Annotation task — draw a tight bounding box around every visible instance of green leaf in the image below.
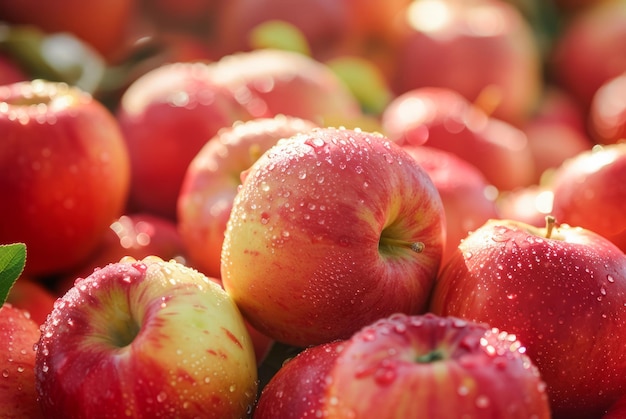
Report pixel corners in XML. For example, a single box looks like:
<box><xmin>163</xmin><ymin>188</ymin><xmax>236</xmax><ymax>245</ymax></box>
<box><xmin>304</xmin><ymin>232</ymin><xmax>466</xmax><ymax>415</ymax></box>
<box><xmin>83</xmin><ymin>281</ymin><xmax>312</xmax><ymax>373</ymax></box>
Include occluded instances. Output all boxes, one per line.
<box><xmin>0</xmin><ymin>243</ymin><xmax>27</xmax><ymax>307</ymax></box>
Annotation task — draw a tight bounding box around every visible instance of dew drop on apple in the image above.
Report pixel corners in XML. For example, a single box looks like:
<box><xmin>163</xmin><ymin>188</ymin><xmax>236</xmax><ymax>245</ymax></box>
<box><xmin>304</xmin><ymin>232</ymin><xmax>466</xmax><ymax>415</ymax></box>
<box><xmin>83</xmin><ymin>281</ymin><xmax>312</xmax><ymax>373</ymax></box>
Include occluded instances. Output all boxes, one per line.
<box><xmin>475</xmin><ymin>395</ymin><xmax>491</xmax><ymax>408</ymax></box>
<box><xmin>1</xmin><ymin>369</ymin><xmax>9</xmax><ymax>378</ymax></box>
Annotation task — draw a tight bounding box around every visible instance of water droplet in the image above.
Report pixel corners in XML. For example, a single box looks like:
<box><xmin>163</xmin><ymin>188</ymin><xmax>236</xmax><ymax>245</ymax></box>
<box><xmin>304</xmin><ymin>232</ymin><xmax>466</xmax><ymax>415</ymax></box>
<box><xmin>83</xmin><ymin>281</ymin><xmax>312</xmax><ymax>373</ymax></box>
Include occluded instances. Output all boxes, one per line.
<box><xmin>607</xmin><ymin>275</ymin><xmax>615</xmax><ymax>283</ymax></box>
<box><xmin>156</xmin><ymin>391</ymin><xmax>167</xmax><ymax>403</ymax></box>
<box><xmin>458</xmin><ymin>385</ymin><xmax>469</xmax><ymax>396</ymax></box>
<box><xmin>475</xmin><ymin>395</ymin><xmax>490</xmax><ymax>408</ymax></box>
<box><xmin>2</xmin><ymin>369</ymin><xmax>9</xmax><ymax>378</ymax></box>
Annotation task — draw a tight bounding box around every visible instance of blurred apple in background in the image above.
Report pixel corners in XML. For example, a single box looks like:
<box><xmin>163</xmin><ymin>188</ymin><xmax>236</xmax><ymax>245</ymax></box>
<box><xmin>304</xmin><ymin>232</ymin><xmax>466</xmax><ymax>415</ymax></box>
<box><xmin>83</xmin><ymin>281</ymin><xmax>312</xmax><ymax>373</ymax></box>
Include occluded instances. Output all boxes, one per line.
<box><xmin>0</xmin><ymin>80</ymin><xmax>131</xmax><ymax>277</ymax></box>
<box><xmin>430</xmin><ymin>218</ymin><xmax>626</xmax><ymax>418</ymax></box>
<box><xmin>496</xmin><ymin>184</ymin><xmax>554</xmax><ymax>227</ymax></box>
<box><xmin>588</xmin><ymin>71</ymin><xmax>626</xmax><ymax>145</ymax></box>
<box><xmin>391</xmin><ymin>0</ymin><xmax>543</xmax><ymax>127</ymax></box>
<box><xmin>36</xmin><ymin>256</ymin><xmax>258</xmax><ymax>418</ymax></box>
<box><xmin>178</xmin><ymin>115</ymin><xmax>318</xmax><ymax>279</ymax></box>
<box><xmin>550</xmin><ymin>0</ymin><xmax>626</xmax><ymax>113</ymax></box>
<box><xmin>381</xmin><ymin>87</ymin><xmax>535</xmax><ymax>192</ymax></box>
<box><xmin>0</xmin><ymin>53</ymin><xmax>28</xmax><ymax>85</ymax></box>
<box><xmin>550</xmin><ymin>143</ymin><xmax>626</xmax><ymax>253</ymax></box>
<box><xmin>402</xmin><ymin>145</ymin><xmax>499</xmax><ymax>266</ymax></box>
<box><xmin>5</xmin><ymin>276</ymin><xmax>56</xmax><ymax>326</ymax></box>
<box><xmin>116</xmin><ymin>61</ymin><xmax>254</xmax><ymax>220</ymax></box>
<box><xmin>221</xmin><ymin>127</ymin><xmax>446</xmax><ymax>347</ymax></box>
<box><xmin>0</xmin><ymin>303</ymin><xmax>44</xmax><ymax>419</ymax></box>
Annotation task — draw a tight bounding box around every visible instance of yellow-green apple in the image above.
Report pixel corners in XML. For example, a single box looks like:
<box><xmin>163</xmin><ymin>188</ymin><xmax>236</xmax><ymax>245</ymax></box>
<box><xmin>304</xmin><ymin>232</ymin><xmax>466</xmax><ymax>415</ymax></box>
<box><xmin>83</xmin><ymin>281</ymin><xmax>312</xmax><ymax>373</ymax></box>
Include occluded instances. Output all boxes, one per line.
<box><xmin>550</xmin><ymin>143</ymin><xmax>626</xmax><ymax>253</ymax></box>
<box><xmin>381</xmin><ymin>86</ymin><xmax>535</xmax><ymax>191</ymax></box>
<box><xmin>257</xmin><ymin>313</ymin><xmax>551</xmax><ymax>419</ymax></box>
<box><xmin>0</xmin><ymin>0</ymin><xmax>135</xmax><ymax>61</ymax></box>
<box><xmin>55</xmin><ymin>213</ymin><xmax>189</xmax><ymax>295</ymax></box>
<box><xmin>549</xmin><ymin>0</ymin><xmax>626</xmax><ymax>112</ymax></box>
<box><xmin>430</xmin><ymin>217</ymin><xmax>626</xmax><ymax>418</ymax></box>
<box><xmin>6</xmin><ymin>276</ymin><xmax>57</xmax><ymax>326</ymax></box>
<box><xmin>35</xmin><ymin>255</ymin><xmax>258</xmax><ymax>418</ymax></box>
<box><xmin>0</xmin><ymin>303</ymin><xmax>44</xmax><ymax>419</ymax></box>
<box><xmin>207</xmin><ymin>49</ymin><xmax>364</xmax><ymax>128</ymax></box>
<box><xmin>221</xmin><ymin>127</ymin><xmax>446</xmax><ymax>347</ymax></box>
<box><xmin>116</xmin><ymin>61</ymin><xmax>254</xmax><ymax>220</ymax></box>
<box><xmin>401</xmin><ymin>145</ymin><xmax>499</xmax><ymax>267</ymax></box>
<box><xmin>178</xmin><ymin>115</ymin><xmax>318</xmax><ymax>279</ymax></box>
<box><xmin>391</xmin><ymin>0</ymin><xmax>543</xmax><ymax>127</ymax></box>
<box><xmin>588</xmin><ymin>71</ymin><xmax>626</xmax><ymax>145</ymax></box>
<box><xmin>0</xmin><ymin>79</ymin><xmax>131</xmax><ymax>276</ymax></box>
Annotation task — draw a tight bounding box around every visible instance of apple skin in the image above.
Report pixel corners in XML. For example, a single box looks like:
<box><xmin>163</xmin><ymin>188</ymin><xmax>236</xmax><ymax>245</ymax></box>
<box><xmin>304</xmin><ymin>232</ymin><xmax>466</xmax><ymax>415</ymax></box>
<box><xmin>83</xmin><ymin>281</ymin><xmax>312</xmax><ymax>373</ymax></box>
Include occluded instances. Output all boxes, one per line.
<box><xmin>550</xmin><ymin>143</ymin><xmax>626</xmax><ymax>253</ymax></box>
<box><xmin>116</xmin><ymin>61</ymin><xmax>254</xmax><ymax>220</ymax></box>
<box><xmin>429</xmin><ymin>218</ymin><xmax>626</xmax><ymax>418</ymax></box>
<box><xmin>381</xmin><ymin>87</ymin><xmax>535</xmax><ymax>191</ymax></box>
<box><xmin>588</xmin><ymin>71</ymin><xmax>626</xmax><ymax>145</ymax></box>
<box><xmin>391</xmin><ymin>0</ymin><xmax>543</xmax><ymax>127</ymax></box>
<box><xmin>0</xmin><ymin>80</ymin><xmax>131</xmax><ymax>276</ymax></box>
<box><xmin>0</xmin><ymin>303</ymin><xmax>45</xmax><ymax>419</ymax></box>
<box><xmin>6</xmin><ymin>276</ymin><xmax>57</xmax><ymax>326</ymax></box>
<box><xmin>604</xmin><ymin>392</ymin><xmax>626</xmax><ymax>419</ymax></box>
<box><xmin>496</xmin><ymin>185</ymin><xmax>555</xmax><ymax>228</ymax></box>
<box><xmin>0</xmin><ymin>52</ymin><xmax>28</xmax><ymax>85</ymax></box>
<box><xmin>401</xmin><ymin>145</ymin><xmax>499</xmax><ymax>267</ymax></box>
<box><xmin>221</xmin><ymin>127</ymin><xmax>446</xmax><ymax>347</ymax></box>
<box><xmin>35</xmin><ymin>256</ymin><xmax>258</xmax><ymax>419</ymax></box>
<box><xmin>256</xmin><ymin>313</ymin><xmax>550</xmax><ymax>419</ymax></box>
<box><xmin>178</xmin><ymin>115</ymin><xmax>318</xmax><ymax>279</ymax></box>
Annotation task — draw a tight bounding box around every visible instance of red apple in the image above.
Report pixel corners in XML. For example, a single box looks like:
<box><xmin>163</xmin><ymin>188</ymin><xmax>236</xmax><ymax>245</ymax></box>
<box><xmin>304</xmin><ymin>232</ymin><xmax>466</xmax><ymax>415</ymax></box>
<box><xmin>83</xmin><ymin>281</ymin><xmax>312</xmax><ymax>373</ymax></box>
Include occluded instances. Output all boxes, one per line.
<box><xmin>0</xmin><ymin>303</ymin><xmax>44</xmax><ymax>419</ymax></box>
<box><xmin>550</xmin><ymin>143</ymin><xmax>626</xmax><ymax>253</ymax></box>
<box><xmin>256</xmin><ymin>313</ymin><xmax>551</xmax><ymax>418</ymax></box>
<box><xmin>6</xmin><ymin>276</ymin><xmax>56</xmax><ymax>326</ymax></box>
<box><xmin>496</xmin><ymin>184</ymin><xmax>555</xmax><ymax>228</ymax></box>
<box><xmin>0</xmin><ymin>52</ymin><xmax>28</xmax><ymax>86</ymax></box>
<box><xmin>391</xmin><ymin>0</ymin><xmax>543</xmax><ymax>127</ymax></box>
<box><xmin>588</xmin><ymin>71</ymin><xmax>626</xmax><ymax>145</ymax></box>
<box><xmin>401</xmin><ymin>145</ymin><xmax>500</xmax><ymax>267</ymax></box>
<box><xmin>381</xmin><ymin>86</ymin><xmax>536</xmax><ymax>191</ymax></box>
<box><xmin>116</xmin><ymin>61</ymin><xmax>254</xmax><ymax>220</ymax></box>
<box><xmin>221</xmin><ymin>127</ymin><xmax>446</xmax><ymax>347</ymax></box>
<box><xmin>550</xmin><ymin>0</ymin><xmax>626</xmax><ymax>112</ymax></box>
<box><xmin>604</xmin><ymin>392</ymin><xmax>626</xmax><ymax>419</ymax></box>
<box><xmin>178</xmin><ymin>115</ymin><xmax>318</xmax><ymax>279</ymax></box>
<box><xmin>0</xmin><ymin>79</ymin><xmax>131</xmax><ymax>276</ymax></box>
<box><xmin>35</xmin><ymin>256</ymin><xmax>258</xmax><ymax>418</ymax></box>
<box><xmin>430</xmin><ymin>217</ymin><xmax>626</xmax><ymax>418</ymax></box>
<box><xmin>208</xmin><ymin>49</ymin><xmax>363</xmax><ymax>127</ymax></box>
<box><xmin>0</xmin><ymin>0</ymin><xmax>135</xmax><ymax>60</ymax></box>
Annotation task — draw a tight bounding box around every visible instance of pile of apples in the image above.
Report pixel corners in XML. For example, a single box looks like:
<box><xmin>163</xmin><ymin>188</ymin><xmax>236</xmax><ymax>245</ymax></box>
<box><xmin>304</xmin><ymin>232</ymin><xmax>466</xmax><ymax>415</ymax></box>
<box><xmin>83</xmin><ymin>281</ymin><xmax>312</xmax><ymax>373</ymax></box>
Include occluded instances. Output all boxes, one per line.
<box><xmin>2</xmin><ymin>0</ymin><xmax>626</xmax><ymax>417</ymax></box>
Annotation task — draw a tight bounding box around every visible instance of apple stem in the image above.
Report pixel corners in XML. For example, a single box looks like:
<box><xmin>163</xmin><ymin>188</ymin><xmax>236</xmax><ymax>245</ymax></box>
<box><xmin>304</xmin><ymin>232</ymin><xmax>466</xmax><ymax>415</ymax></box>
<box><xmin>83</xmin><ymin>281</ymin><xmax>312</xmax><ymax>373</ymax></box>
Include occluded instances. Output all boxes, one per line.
<box><xmin>545</xmin><ymin>215</ymin><xmax>556</xmax><ymax>239</ymax></box>
<box><xmin>379</xmin><ymin>237</ymin><xmax>425</xmax><ymax>253</ymax></box>
<box><xmin>416</xmin><ymin>349</ymin><xmax>445</xmax><ymax>363</ymax></box>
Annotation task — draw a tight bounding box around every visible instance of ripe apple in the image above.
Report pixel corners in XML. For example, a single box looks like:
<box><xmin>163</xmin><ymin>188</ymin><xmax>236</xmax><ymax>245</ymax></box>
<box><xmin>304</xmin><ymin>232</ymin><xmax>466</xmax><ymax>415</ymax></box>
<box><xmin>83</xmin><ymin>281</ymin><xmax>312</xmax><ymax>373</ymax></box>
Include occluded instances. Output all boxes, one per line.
<box><xmin>221</xmin><ymin>127</ymin><xmax>446</xmax><ymax>347</ymax></box>
<box><xmin>178</xmin><ymin>115</ymin><xmax>318</xmax><ymax>279</ymax></box>
<box><xmin>6</xmin><ymin>276</ymin><xmax>57</xmax><ymax>326</ymax></box>
<box><xmin>429</xmin><ymin>217</ymin><xmax>626</xmax><ymax>418</ymax></box>
<box><xmin>496</xmin><ymin>184</ymin><xmax>554</xmax><ymax>228</ymax></box>
<box><xmin>401</xmin><ymin>145</ymin><xmax>500</xmax><ymax>267</ymax></box>
<box><xmin>0</xmin><ymin>79</ymin><xmax>131</xmax><ymax>276</ymax></box>
<box><xmin>0</xmin><ymin>303</ymin><xmax>44</xmax><ymax>419</ymax></box>
<box><xmin>207</xmin><ymin>49</ymin><xmax>364</xmax><ymax>128</ymax></box>
<box><xmin>549</xmin><ymin>0</ymin><xmax>626</xmax><ymax>112</ymax></box>
<box><xmin>588</xmin><ymin>71</ymin><xmax>626</xmax><ymax>145</ymax></box>
<box><xmin>391</xmin><ymin>0</ymin><xmax>543</xmax><ymax>127</ymax></box>
<box><xmin>116</xmin><ymin>61</ymin><xmax>254</xmax><ymax>220</ymax></box>
<box><xmin>35</xmin><ymin>255</ymin><xmax>258</xmax><ymax>418</ymax></box>
<box><xmin>550</xmin><ymin>143</ymin><xmax>626</xmax><ymax>253</ymax></box>
<box><xmin>0</xmin><ymin>52</ymin><xmax>28</xmax><ymax>86</ymax></box>
<box><xmin>604</xmin><ymin>392</ymin><xmax>626</xmax><ymax>419</ymax></box>
<box><xmin>256</xmin><ymin>313</ymin><xmax>551</xmax><ymax>418</ymax></box>
<box><xmin>381</xmin><ymin>86</ymin><xmax>535</xmax><ymax>191</ymax></box>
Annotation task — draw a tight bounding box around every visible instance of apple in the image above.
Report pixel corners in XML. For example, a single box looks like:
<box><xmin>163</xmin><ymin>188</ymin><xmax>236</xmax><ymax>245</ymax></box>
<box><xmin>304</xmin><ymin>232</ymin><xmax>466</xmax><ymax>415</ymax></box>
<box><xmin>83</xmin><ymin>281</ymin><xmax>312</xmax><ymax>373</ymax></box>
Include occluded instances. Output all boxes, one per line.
<box><xmin>429</xmin><ymin>217</ymin><xmax>626</xmax><ymax>418</ymax></box>
<box><xmin>550</xmin><ymin>143</ymin><xmax>626</xmax><ymax>253</ymax></box>
<box><xmin>6</xmin><ymin>276</ymin><xmax>57</xmax><ymax>326</ymax></box>
<box><xmin>0</xmin><ymin>0</ymin><xmax>135</xmax><ymax>60</ymax></box>
<box><xmin>381</xmin><ymin>86</ymin><xmax>536</xmax><ymax>191</ymax></box>
<box><xmin>549</xmin><ymin>0</ymin><xmax>626</xmax><ymax>112</ymax></box>
<box><xmin>207</xmin><ymin>49</ymin><xmax>364</xmax><ymax>128</ymax></box>
<box><xmin>116</xmin><ymin>61</ymin><xmax>254</xmax><ymax>220</ymax></box>
<box><xmin>604</xmin><ymin>392</ymin><xmax>626</xmax><ymax>419</ymax></box>
<box><xmin>0</xmin><ymin>303</ymin><xmax>44</xmax><ymax>419</ymax></box>
<box><xmin>496</xmin><ymin>184</ymin><xmax>555</xmax><ymax>228</ymax></box>
<box><xmin>256</xmin><ymin>313</ymin><xmax>551</xmax><ymax>418</ymax></box>
<box><xmin>391</xmin><ymin>0</ymin><xmax>543</xmax><ymax>127</ymax></box>
<box><xmin>35</xmin><ymin>255</ymin><xmax>258</xmax><ymax>418</ymax></box>
<box><xmin>0</xmin><ymin>79</ymin><xmax>131</xmax><ymax>276</ymax></box>
<box><xmin>221</xmin><ymin>127</ymin><xmax>446</xmax><ymax>347</ymax></box>
<box><xmin>178</xmin><ymin>115</ymin><xmax>318</xmax><ymax>279</ymax></box>
<box><xmin>0</xmin><ymin>52</ymin><xmax>28</xmax><ymax>86</ymax></box>
<box><xmin>588</xmin><ymin>71</ymin><xmax>626</xmax><ymax>145</ymax></box>
<box><xmin>401</xmin><ymin>145</ymin><xmax>500</xmax><ymax>267</ymax></box>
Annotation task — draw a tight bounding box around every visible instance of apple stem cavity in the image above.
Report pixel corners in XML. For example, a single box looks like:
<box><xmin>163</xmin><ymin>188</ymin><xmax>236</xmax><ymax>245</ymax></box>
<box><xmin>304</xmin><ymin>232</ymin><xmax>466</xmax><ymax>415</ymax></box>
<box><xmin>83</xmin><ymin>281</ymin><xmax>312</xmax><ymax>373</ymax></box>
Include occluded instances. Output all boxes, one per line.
<box><xmin>415</xmin><ymin>349</ymin><xmax>445</xmax><ymax>364</ymax></box>
<box><xmin>544</xmin><ymin>215</ymin><xmax>556</xmax><ymax>239</ymax></box>
<box><xmin>379</xmin><ymin>237</ymin><xmax>425</xmax><ymax>253</ymax></box>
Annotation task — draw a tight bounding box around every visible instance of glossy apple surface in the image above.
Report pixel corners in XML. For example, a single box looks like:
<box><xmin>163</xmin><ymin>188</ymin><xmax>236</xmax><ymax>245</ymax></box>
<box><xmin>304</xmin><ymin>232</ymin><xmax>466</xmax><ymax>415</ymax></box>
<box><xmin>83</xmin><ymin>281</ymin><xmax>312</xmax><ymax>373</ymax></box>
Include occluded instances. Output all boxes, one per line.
<box><xmin>35</xmin><ymin>256</ymin><xmax>258</xmax><ymax>418</ymax></box>
<box><xmin>430</xmin><ymin>218</ymin><xmax>626</xmax><ymax>418</ymax></box>
<box><xmin>0</xmin><ymin>303</ymin><xmax>44</xmax><ymax>419</ymax></box>
<box><xmin>0</xmin><ymin>80</ymin><xmax>131</xmax><ymax>276</ymax></box>
<box><xmin>178</xmin><ymin>115</ymin><xmax>318</xmax><ymax>279</ymax></box>
<box><xmin>588</xmin><ymin>71</ymin><xmax>626</xmax><ymax>145</ymax></box>
<box><xmin>221</xmin><ymin>127</ymin><xmax>446</xmax><ymax>347</ymax></box>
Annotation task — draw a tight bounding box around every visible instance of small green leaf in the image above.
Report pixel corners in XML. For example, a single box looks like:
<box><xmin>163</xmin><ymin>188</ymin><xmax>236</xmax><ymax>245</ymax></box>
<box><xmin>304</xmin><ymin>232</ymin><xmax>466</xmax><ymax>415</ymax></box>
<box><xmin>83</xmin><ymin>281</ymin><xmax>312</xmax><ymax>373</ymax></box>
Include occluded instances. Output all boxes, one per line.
<box><xmin>0</xmin><ymin>243</ymin><xmax>27</xmax><ymax>307</ymax></box>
